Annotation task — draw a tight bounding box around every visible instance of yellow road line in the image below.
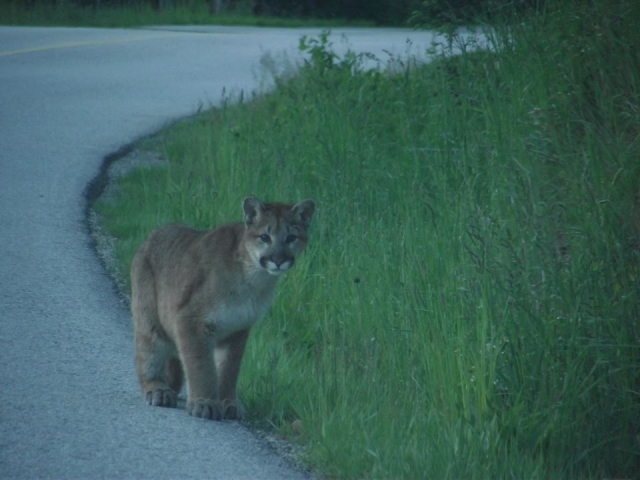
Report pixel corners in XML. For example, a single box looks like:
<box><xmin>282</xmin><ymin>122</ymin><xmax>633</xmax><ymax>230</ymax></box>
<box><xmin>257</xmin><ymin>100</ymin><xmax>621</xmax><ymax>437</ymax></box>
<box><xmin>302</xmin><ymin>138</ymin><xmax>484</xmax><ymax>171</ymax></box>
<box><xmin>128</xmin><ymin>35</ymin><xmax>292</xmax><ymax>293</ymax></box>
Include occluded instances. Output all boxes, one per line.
<box><xmin>0</xmin><ymin>32</ymin><xmax>202</xmax><ymax>58</ymax></box>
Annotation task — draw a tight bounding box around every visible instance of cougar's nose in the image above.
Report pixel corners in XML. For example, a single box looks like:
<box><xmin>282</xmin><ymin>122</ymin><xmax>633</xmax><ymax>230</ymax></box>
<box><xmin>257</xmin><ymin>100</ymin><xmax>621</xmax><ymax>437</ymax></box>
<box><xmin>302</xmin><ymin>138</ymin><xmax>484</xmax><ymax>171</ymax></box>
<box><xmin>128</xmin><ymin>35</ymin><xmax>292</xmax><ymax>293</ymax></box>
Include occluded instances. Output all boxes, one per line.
<box><xmin>273</xmin><ymin>256</ymin><xmax>294</xmax><ymax>268</ymax></box>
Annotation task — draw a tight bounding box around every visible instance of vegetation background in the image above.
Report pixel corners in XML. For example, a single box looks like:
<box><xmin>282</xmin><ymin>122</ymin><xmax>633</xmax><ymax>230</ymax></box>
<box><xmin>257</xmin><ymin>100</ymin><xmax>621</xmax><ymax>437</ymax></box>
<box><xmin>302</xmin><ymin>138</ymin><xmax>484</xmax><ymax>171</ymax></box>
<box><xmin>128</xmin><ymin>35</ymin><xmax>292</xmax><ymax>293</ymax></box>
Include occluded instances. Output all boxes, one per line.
<box><xmin>2</xmin><ymin>0</ymin><xmax>540</xmax><ymax>27</ymax></box>
<box><xmin>6</xmin><ymin>0</ymin><xmax>638</xmax><ymax>477</ymax></box>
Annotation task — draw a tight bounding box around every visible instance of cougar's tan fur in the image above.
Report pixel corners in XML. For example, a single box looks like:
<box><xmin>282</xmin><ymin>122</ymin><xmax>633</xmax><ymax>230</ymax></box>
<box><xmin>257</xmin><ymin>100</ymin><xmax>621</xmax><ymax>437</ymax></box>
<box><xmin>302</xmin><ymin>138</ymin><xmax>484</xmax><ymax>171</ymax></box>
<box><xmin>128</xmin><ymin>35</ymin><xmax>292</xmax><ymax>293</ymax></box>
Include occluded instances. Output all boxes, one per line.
<box><xmin>130</xmin><ymin>196</ymin><xmax>315</xmax><ymax>420</ymax></box>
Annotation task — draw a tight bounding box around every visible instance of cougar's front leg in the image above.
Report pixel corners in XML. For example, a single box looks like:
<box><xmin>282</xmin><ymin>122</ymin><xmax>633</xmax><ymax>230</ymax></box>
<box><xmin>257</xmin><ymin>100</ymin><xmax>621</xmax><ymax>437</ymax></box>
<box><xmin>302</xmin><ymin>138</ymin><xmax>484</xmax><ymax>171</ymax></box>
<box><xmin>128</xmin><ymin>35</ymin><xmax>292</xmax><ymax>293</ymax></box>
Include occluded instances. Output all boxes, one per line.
<box><xmin>175</xmin><ymin>319</ymin><xmax>222</xmax><ymax>421</ymax></box>
<box><xmin>215</xmin><ymin>329</ymin><xmax>250</xmax><ymax>420</ymax></box>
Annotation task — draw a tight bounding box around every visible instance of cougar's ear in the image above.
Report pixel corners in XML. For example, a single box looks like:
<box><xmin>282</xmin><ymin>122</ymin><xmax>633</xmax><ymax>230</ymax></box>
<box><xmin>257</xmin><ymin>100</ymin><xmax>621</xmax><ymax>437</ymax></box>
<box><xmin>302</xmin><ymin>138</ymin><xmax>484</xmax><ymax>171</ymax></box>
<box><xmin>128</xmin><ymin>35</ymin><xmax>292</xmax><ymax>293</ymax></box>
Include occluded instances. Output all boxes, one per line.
<box><xmin>292</xmin><ymin>199</ymin><xmax>315</xmax><ymax>229</ymax></box>
<box><xmin>243</xmin><ymin>196</ymin><xmax>266</xmax><ymax>226</ymax></box>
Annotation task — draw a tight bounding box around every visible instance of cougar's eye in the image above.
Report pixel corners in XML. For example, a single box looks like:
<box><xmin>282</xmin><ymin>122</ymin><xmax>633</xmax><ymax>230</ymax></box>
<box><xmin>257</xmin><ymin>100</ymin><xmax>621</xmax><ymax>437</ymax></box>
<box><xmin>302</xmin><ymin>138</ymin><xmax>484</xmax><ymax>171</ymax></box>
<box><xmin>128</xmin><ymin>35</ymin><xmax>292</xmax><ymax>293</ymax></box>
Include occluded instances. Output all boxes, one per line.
<box><xmin>259</xmin><ymin>234</ymin><xmax>271</xmax><ymax>243</ymax></box>
<box><xmin>285</xmin><ymin>234</ymin><xmax>297</xmax><ymax>244</ymax></box>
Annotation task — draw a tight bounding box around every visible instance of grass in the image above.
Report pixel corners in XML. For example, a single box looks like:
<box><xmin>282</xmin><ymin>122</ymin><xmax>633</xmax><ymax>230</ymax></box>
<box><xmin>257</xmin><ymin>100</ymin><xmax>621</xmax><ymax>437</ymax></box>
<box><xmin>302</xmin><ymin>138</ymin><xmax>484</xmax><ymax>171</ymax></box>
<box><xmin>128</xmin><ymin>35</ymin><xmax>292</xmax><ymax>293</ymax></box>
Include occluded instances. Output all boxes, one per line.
<box><xmin>92</xmin><ymin>0</ymin><xmax>640</xmax><ymax>477</ymax></box>
<box><xmin>0</xmin><ymin>0</ymin><xmax>373</xmax><ymax>28</ymax></box>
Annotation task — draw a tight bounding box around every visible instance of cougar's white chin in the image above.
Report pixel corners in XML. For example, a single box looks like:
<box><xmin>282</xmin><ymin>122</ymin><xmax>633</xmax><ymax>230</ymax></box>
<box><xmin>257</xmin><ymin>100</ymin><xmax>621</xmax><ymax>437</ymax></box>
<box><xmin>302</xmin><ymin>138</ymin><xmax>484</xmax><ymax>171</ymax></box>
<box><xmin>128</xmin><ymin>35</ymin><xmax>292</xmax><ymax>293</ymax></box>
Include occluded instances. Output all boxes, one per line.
<box><xmin>264</xmin><ymin>259</ymin><xmax>292</xmax><ymax>276</ymax></box>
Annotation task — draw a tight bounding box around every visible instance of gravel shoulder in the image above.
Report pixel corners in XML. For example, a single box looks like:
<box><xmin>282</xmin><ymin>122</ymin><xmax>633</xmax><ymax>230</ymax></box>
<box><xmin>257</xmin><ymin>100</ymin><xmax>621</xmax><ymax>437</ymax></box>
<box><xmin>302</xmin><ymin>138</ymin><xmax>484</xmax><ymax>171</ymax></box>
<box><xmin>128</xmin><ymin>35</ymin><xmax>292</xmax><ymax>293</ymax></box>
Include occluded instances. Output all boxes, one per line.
<box><xmin>86</xmin><ymin>145</ymin><xmax>167</xmax><ymax>301</ymax></box>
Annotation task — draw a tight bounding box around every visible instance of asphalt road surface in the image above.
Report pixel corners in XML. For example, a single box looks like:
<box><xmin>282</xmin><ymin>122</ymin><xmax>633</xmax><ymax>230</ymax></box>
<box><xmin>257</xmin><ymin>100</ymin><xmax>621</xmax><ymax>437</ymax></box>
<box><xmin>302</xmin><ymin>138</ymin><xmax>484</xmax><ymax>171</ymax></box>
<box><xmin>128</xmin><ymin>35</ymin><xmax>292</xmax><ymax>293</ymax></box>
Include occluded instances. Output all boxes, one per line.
<box><xmin>0</xmin><ymin>25</ymin><xmax>454</xmax><ymax>479</ymax></box>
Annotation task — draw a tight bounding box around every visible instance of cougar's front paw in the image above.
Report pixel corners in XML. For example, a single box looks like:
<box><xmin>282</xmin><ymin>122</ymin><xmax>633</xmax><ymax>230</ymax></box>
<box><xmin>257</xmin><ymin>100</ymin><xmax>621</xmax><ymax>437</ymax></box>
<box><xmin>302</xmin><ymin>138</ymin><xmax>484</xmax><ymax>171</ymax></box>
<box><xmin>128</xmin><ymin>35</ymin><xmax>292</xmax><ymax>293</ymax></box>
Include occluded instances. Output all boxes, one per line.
<box><xmin>187</xmin><ymin>398</ymin><xmax>223</xmax><ymax>421</ymax></box>
<box><xmin>145</xmin><ymin>388</ymin><xmax>177</xmax><ymax>408</ymax></box>
<box><xmin>222</xmin><ymin>399</ymin><xmax>245</xmax><ymax>420</ymax></box>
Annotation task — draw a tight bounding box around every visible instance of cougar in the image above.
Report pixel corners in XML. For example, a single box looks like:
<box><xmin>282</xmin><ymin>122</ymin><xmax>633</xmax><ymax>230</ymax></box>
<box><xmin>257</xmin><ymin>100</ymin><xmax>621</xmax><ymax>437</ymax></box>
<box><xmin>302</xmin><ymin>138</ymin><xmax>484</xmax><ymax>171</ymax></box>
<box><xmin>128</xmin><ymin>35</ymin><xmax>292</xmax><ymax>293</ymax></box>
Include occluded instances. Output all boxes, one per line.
<box><xmin>130</xmin><ymin>196</ymin><xmax>315</xmax><ymax>420</ymax></box>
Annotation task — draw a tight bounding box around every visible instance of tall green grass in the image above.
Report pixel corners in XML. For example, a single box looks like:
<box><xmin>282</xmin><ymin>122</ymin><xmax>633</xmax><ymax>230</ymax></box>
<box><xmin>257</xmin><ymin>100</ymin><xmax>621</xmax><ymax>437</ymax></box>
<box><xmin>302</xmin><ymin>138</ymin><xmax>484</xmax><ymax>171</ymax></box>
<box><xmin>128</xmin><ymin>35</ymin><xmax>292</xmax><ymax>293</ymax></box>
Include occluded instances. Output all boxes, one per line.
<box><xmin>94</xmin><ymin>1</ymin><xmax>640</xmax><ymax>477</ymax></box>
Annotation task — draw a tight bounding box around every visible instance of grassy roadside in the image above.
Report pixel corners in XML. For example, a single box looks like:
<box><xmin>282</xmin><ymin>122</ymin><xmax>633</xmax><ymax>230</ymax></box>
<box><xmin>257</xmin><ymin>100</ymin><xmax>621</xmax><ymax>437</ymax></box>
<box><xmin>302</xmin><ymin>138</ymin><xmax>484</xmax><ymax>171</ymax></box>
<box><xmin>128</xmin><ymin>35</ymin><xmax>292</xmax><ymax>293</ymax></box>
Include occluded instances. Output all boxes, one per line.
<box><xmin>92</xmin><ymin>0</ymin><xmax>639</xmax><ymax>478</ymax></box>
<box><xmin>0</xmin><ymin>0</ymin><xmax>372</xmax><ymax>28</ymax></box>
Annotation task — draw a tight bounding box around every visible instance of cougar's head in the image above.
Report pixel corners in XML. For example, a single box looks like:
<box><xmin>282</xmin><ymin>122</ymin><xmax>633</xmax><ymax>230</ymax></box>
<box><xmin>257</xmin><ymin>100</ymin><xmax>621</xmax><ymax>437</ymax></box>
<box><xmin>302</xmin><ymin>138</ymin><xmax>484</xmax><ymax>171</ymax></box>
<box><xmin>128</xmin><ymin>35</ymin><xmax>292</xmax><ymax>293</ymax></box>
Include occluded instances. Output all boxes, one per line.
<box><xmin>243</xmin><ymin>196</ymin><xmax>315</xmax><ymax>276</ymax></box>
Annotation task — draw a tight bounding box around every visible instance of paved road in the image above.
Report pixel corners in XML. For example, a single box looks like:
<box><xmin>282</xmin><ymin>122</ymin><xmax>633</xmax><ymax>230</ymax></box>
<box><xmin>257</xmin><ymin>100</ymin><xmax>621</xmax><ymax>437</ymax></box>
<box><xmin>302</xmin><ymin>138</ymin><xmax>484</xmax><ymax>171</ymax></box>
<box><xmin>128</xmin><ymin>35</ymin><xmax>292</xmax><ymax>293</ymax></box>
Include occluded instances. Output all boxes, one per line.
<box><xmin>0</xmin><ymin>25</ymin><xmax>447</xmax><ymax>479</ymax></box>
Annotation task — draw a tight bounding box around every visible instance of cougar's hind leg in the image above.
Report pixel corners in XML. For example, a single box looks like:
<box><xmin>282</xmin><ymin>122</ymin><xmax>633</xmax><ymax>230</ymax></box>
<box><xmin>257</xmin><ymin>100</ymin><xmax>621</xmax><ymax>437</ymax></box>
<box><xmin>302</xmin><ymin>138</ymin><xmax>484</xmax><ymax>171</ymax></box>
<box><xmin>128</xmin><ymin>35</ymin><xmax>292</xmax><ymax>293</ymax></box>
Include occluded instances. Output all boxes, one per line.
<box><xmin>131</xmin><ymin>254</ymin><xmax>178</xmax><ymax>408</ymax></box>
<box><xmin>135</xmin><ymin>333</ymin><xmax>177</xmax><ymax>408</ymax></box>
